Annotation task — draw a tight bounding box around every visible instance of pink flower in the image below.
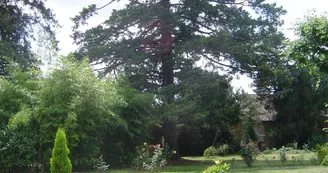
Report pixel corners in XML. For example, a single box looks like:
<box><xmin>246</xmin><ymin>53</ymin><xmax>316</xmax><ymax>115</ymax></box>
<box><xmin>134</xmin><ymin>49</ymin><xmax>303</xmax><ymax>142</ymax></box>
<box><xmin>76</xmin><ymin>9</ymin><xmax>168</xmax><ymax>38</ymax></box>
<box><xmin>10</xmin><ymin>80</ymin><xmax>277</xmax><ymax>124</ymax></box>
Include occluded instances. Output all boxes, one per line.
<box><xmin>148</xmin><ymin>144</ymin><xmax>156</xmax><ymax>151</ymax></box>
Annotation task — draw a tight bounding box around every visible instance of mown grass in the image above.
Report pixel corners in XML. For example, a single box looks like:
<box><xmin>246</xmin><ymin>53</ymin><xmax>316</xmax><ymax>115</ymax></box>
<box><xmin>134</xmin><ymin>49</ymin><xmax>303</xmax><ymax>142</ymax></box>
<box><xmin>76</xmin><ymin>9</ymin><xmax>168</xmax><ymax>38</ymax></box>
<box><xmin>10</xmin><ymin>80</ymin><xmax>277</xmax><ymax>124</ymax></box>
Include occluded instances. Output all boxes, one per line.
<box><xmin>228</xmin><ymin>166</ymin><xmax>328</xmax><ymax>173</ymax></box>
<box><xmin>92</xmin><ymin>165</ymin><xmax>328</xmax><ymax>173</ymax></box>
<box><xmin>87</xmin><ymin>152</ymin><xmax>328</xmax><ymax>173</ymax></box>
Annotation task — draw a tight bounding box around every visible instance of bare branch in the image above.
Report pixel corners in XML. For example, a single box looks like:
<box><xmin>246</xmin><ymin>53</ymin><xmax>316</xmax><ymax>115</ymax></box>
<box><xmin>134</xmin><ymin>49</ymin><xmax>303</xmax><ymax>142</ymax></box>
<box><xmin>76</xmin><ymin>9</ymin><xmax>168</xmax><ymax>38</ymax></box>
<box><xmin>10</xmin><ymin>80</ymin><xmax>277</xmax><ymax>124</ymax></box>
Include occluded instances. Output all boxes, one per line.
<box><xmin>200</xmin><ymin>53</ymin><xmax>248</xmax><ymax>73</ymax></box>
<box><xmin>96</xmin><ymin>0</ymin><xmax>117</xmax><ymax>11</ymax></box>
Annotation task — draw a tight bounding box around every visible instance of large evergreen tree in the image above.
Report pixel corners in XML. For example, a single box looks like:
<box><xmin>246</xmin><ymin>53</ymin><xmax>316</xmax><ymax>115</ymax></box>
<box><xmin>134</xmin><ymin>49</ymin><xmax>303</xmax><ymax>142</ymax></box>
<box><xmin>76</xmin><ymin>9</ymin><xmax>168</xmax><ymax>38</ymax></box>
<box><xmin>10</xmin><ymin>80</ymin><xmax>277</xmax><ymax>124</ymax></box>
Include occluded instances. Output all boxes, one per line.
<box><xmin>0</xmin><ymin>0</ymin><xmax>57</xmax><ymax>76</ymax></box>
<box><xmin>72</xmin><ymin>0</ymin><xmax>286</xmax><ymax>153</ymax></box>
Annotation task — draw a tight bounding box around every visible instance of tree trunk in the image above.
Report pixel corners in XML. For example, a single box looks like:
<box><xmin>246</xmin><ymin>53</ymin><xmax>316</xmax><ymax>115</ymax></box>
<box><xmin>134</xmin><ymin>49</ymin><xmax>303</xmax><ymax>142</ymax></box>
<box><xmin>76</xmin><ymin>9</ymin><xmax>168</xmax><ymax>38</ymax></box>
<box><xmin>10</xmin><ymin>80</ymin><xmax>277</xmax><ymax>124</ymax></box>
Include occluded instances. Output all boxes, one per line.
<box><xmin>159</xmin><ymin>0</ymin><xmax>179</xmax><ymax>157</ymax></box>
<box><xmin>161</xmin><ymin>54</ymin><xmax>179</xmax><ymax>156</ymax></box>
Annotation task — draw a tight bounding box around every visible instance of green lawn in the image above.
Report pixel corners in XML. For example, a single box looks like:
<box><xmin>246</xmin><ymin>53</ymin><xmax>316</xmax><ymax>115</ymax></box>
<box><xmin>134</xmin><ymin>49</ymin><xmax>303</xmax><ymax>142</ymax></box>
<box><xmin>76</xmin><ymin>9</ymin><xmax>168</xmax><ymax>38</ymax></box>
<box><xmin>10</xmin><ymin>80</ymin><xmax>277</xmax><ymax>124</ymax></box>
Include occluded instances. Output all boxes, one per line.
<box><xmin>228</xmin><ymin>167</ymin><xmax>328</xmax><ymax>173</ymax></box>
<box><xmin>88</xmin><ymin>152</ymin><xmax>328</xmax><ymax>173</ymax></box>
<box><xmin>97</xmin><ymin>165</ymin><xmax>328</xmax><ymax>173</ymax></box>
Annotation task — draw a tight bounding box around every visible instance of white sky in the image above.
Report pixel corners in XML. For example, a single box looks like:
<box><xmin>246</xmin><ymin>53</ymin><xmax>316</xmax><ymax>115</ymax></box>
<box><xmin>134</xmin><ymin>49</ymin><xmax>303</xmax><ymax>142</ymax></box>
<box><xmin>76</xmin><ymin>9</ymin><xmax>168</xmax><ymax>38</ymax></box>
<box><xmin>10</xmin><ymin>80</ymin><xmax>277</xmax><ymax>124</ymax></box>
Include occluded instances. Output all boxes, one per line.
<box><xmin>41</xmin><ymin>0</ymin><xmax>328</xmax><ymax>93</ymax></box>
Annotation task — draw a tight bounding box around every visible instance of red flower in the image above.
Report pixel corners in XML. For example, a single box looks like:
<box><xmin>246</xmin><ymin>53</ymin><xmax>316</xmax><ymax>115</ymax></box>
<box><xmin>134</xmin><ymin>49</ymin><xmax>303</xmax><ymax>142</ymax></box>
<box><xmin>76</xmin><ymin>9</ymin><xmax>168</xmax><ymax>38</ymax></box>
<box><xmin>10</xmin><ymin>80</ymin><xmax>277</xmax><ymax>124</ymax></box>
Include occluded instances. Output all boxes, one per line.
<box><xmin>148</xmin><ymin>144</ymin><xmax>156</xmax><ymax>151</ymax></box>
<box><xmin>148</xmin><ymin>144</ymin><xmax>162</xmax><ymax>151</ymax></box>
<box><xmin>242</xmin><ymin>144</ymin><xmax>249</xmax><ymax>148</ymax></box>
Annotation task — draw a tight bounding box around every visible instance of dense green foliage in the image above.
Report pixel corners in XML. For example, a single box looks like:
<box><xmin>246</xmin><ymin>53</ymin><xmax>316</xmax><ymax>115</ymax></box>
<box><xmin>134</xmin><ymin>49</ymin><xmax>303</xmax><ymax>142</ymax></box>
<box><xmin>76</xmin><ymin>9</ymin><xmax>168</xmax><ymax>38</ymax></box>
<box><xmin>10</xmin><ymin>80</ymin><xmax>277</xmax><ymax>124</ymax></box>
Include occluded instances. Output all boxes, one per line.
<box><xmin>50</xmin><ymin>128</ymin><xmax>72</xmax><ymax>173</ymax></box>
<box><xmin>36</xmin><ymin>56</ymin><xmax>126</xmax><ymax>170</ymax></box>
<box><xmin>316</xmin><ymin>144</ymin><xmax>328</xmax><ymax>164</ymax></box>
<box><xmin>0</xmin><ymin>56</ymin><xmax>155</xmax><ymax>171</ymax></box>
<box><xmin>290</xmin><ymin>13</ymin><xmax>328</xmax><ymax>73</ymax></box>
<box><xmin>257</xmin><ymin>67</ymin><xmax>328</xmax><ymax>146</ymax></box>
<box><xmin>101</xmin><ymin>77</ymin><xmax>155</xmax><ymax>168</ymax></box>
<box><xmin>254</xmin><ymin>14</ymin><xmax>328</xmax><ymax>147</ymax></box>
<box><xmin>0</xmin><ymin>125</ymin><xmax>37</xmax><ymax>172</ymax></box>
<box><xmin>176</xmin><ymin>70</ymin><xmax>243</xmax><ymax>155</ymax></box>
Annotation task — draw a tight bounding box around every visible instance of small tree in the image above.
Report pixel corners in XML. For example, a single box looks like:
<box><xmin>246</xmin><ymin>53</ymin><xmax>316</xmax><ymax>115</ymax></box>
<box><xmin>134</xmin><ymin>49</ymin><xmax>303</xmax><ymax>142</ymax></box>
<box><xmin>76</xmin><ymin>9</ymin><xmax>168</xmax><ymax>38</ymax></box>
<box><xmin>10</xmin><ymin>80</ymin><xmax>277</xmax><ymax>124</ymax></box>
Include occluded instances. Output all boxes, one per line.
<box><xmin>50</xmin><ymin>128</ymin><xmax>72</xmax><ymax>173</ymax></box>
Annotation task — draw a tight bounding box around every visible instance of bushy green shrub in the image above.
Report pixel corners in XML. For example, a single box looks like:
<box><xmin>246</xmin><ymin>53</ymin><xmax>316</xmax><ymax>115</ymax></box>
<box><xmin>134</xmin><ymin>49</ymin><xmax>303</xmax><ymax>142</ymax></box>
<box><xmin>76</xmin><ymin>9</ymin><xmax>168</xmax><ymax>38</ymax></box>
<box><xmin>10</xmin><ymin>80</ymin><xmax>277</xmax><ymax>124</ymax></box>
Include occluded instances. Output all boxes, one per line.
<box><xmin>316</xmin><ymin>143</ymin><xmax>328</xmax><ymax>164</ymax></box>
<box><xmin>202</xmin><ymin>161</ymin><xmax>230</xmax><ymax>173</ymax></box>
<box><xmin>203</xmin><ymin>146</ymin><xmax>217</xmax><ymax>157</ymax></box>
<box><xmin>143</xmin><ymin>144</ymin><xmax>167</xmax><ymax>171</ymax></box>
<box><xmin>310</xmin><ymin>135</ymin><xmax>325</xmax><ymax>149</ymax></box>
<box><xmin>302</xmin><ymin>143</ymin><xmax>309</xmax><ymax>151</ymax></box>
<box><xmin>93</xmin><ymin>155</ymin><xmax>109</xmax><ymax>171</ymax></box>
<box><xmin>217</xmin><ymin>144</ymin><xmax>229</xmax><ymax>156</ymax></box>
<box><xmin>279</xmin><ymin>146</ymin><xmax>287</xmax><ymax>164</ymax></box>
<box><xmin>132</xmin><ymin>143</ymin><xmax>168</xmax><ymax>171</ymax></box>
<box><xmin>0</xmin><ymin>126</ymin><xmax>37</xmax><ymax>172</ymax></box>
<box><xmin>50</xmin><ymin>128</ymin><xmax>72</xmax><ymax>173</ymax></box>
<box><xmin>321</xmin><ymin>155</ymin><xmax>328</xmax><ymax>166</ymax></box>
<box><xmin>240</xmin><ymin>142</ymin><xmax>259</xmax><ymax>167</ymax></box>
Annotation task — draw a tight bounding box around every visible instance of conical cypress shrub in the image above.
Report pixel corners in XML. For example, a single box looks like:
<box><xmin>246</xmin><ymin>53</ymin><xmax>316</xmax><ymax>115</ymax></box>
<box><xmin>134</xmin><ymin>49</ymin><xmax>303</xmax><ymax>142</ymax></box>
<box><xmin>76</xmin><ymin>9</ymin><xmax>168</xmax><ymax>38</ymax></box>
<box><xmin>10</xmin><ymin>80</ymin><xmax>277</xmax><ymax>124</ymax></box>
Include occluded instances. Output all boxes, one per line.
<box><xmin>50</xmin><ymin>128</ymin><xmax>72</xmax><ymax>173</ymax></box>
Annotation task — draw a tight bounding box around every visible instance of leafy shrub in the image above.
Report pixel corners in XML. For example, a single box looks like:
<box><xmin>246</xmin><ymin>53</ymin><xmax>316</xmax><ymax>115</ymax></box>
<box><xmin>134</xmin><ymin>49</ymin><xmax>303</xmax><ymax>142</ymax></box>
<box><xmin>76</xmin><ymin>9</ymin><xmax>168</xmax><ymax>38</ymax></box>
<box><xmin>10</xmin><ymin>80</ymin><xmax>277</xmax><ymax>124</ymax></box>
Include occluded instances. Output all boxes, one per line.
<box><xmin>0</xmin><ymin>126</ymin><xmax>37</xmax><ymax>173</ymax></box>
<box><xmin>279</xmin><ymin>146</ymin><xmax>288</xmax><ymax>164</ymax></box>
<box><xmin>321</xmin><ymin>155</ymin><xmax>328</xmax><ymax>166</ymax></box>
<box><xmin>143</xmin><ymin>144</ymin><xmax>167</xmax><ymax>171</ymax></box>
<box><xmin>203</xmin><ymin>146</ymin><xmax>217</xmax><ymax>157</ymax></box>
<box><xmin>310</xmin><ymin>135</ymin><xmax>325</xmax><ymax>149</ymax></box>
<box><xmin>217</xmin><ymin>144</ymin><xmax>229</xmax><ymax>156</ymax></box>
<box><xmin>202</xmin><ymin>161</ymin><xmax>230</xmax><ymax>173</ymax></box>
<box><xmin>131</xmin><ymin>152</ymin><xmax>149</xmax><ymax>170</ymax></box>
<box><xmin>240</xmin><ymin>142</ymin><xmax>259</xmax><ymax>167</ymax></box>
<box><xmin>316</xmin><ymin>143</ymin><xmax>328</xmax><ymax>164</ymax></box>
<box><xmin>93</xmin><ymin>155</ymin><xmax>109</xmax><ymax>171</ymax></box>
<box><xmin>132</xmin><ymin>143</ymin><xmax>168</xmax><ymax>171</ymax></box>
<box><xmin>50</xmin><ymin>128</ymin><xmax>72</xmax><ymax>173</ymax></box>
<box><xmin>302</xmin><ymin>143</ymin><xmax>309</xmax><ymax>151</ymax></box>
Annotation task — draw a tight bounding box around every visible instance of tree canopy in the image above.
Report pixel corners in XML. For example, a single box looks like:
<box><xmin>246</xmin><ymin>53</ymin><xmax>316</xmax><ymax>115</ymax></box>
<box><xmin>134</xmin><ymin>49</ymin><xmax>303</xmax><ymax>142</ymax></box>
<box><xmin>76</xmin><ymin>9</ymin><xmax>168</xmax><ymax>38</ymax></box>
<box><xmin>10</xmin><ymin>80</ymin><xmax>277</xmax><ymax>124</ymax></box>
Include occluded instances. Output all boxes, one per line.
<box><xmin>0</xmin><ymin>0</ymin><xmax>57</xmax><ymax>76</ymax></box>
<box><xmin>72</xmin><ymin>0</ymin><xmax>287</xmax><ymax>154</ymax></box>
<box><xmin>253</xmin><ymin>13</ymin><xmax>328</xmax><ymax>146</ymax></box>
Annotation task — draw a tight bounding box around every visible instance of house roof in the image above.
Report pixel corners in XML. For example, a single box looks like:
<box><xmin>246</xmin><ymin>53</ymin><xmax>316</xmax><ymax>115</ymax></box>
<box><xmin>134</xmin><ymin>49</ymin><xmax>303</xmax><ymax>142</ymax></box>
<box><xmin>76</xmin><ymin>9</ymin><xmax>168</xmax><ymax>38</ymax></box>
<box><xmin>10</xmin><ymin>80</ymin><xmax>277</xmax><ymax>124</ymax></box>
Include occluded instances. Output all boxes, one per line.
<box><xmin>258</xmin><ymin>105</ymin><xmax>276</xmax><ymax>121</ymax></box>
<box><xmin>249</xmin><ymin>94</ymin><xmax>276</xmax><ymax>121</ymax></box>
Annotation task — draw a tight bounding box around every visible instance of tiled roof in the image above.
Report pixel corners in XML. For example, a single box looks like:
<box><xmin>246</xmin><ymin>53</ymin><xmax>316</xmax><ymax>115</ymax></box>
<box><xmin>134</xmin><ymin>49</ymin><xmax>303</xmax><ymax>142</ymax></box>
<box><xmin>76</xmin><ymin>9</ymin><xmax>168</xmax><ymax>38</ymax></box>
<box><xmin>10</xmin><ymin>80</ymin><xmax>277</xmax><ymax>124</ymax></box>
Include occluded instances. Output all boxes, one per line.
<box><xmin>249</xmin><ymin>94</ymin><xmax>276</xmax><ymax>121</ymax></box>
